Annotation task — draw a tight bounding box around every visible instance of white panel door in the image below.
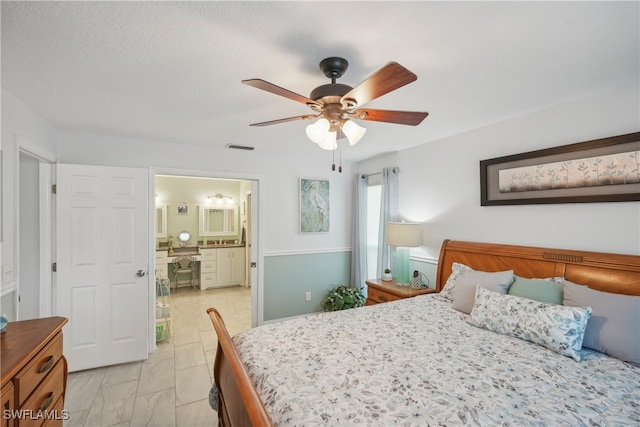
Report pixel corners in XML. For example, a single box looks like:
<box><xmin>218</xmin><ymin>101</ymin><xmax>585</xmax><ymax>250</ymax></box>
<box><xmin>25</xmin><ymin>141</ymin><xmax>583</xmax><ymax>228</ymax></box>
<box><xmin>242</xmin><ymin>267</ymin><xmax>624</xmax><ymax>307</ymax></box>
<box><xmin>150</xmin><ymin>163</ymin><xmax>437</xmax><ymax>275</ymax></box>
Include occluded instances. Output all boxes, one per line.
<box><xmin>56</xmin><ymin>164</ymin><xmax>148</xmax><ymax>371</ymax></box>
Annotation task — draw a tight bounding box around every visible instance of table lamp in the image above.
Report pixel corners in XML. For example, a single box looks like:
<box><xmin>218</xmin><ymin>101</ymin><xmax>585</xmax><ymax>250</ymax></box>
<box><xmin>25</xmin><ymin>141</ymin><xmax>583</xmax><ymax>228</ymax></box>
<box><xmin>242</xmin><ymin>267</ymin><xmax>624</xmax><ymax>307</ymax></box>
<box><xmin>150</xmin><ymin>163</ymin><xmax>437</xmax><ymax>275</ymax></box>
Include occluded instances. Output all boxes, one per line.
<box><xmin>386</xmin><ymin>222</ymin><xmax>422</xmax><ymax>285</ymax></box>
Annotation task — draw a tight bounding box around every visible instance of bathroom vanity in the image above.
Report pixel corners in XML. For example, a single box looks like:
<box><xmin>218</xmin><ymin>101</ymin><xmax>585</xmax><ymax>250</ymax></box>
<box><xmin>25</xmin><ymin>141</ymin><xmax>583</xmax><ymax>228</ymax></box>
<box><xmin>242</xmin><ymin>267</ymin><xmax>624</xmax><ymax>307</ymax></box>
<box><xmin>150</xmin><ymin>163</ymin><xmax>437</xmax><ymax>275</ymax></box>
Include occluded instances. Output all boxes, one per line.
<box><xmin>155</xmin><ymin>244</ymin><xmax>245</xmax><ymax>290</ymax></box>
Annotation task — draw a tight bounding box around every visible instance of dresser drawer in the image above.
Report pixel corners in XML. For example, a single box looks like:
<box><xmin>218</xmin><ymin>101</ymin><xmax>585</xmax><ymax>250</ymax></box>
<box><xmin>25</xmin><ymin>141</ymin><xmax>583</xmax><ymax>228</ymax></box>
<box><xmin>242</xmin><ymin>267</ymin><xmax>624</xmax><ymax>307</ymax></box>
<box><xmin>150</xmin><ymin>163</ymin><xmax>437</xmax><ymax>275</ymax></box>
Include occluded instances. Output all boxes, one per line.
<box><xmin>201</xmin><ymin>250</ymin><xmax>217</xmax><ymax>261</ymax></box>
<box><xmin>201</xmin><ymin>273</ymin><xmax>217</xmax><ymax>287</ymax></box>
<box><xmin>39</xmin><ymin>395</ymin><xmax>65</xmax><ymax>427</ymax></box>
<box><xmin>201</xmin><ymin>261</ymin><xmax>216</xmax><ymax>273</ymax></box>
<box><xmin>1</xmin><ymin>382</ymin><xmax>14</xmax><ymax>427</ymax></box>
<box><xmin>18</xmin><ymin>359</ymin><xmax>66</xmax><ymax>427</ymax></box>
<box><xmin>14</xmin><ymin>335</ymin><xmax>63</xmax><ymax>406</ymax></box>
<box><xmin>367</xmin><ymin>287</ymin><xmax>401</xmax><ymax>304</ymax></box>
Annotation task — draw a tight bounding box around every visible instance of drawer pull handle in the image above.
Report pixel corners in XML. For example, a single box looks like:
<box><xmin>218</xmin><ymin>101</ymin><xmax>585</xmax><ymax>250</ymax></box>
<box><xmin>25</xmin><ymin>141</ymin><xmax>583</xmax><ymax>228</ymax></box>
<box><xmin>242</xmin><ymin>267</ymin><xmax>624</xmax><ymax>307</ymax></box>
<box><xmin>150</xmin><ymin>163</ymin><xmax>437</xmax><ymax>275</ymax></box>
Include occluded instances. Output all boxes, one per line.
<box><xmin>38</xmin><ymin>392</ymin><xmax>54</xmax><ymax>412</ymax></box>
<box><xmin>38</xmin><ymin>355</ymin><xmax>55</xmax><ymax>373</ymax></box>
<box><xmin>378</xmin><ymin>295</ymin><xmax>388</xmax><ymax>302</ymax></box>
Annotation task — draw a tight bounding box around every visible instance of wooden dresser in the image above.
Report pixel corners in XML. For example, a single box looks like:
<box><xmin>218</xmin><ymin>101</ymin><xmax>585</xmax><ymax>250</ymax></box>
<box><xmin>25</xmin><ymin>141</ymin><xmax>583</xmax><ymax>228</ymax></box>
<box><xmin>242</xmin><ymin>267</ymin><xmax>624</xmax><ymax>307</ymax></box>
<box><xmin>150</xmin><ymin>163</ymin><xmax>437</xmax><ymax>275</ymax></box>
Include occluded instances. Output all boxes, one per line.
<box><xmin>365</xmin><ymin>278</ymin><xmax>435</xmax><ymax>305</ymax></box>
<box><xmin>1</xmin><ymin>317</ymin><xmax>68</xmax><ymax>427</ymax></box>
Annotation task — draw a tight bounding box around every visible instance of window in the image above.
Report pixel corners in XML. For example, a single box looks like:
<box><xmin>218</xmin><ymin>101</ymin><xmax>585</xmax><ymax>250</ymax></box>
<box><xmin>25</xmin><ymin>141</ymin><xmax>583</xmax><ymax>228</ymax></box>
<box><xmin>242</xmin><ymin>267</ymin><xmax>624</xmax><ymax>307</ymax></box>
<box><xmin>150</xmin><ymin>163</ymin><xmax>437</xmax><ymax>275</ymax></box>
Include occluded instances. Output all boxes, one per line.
<box><xmin>366</xmin><ymin>184</ymin><xmax>382</xmax><ymax>280</ymax></box>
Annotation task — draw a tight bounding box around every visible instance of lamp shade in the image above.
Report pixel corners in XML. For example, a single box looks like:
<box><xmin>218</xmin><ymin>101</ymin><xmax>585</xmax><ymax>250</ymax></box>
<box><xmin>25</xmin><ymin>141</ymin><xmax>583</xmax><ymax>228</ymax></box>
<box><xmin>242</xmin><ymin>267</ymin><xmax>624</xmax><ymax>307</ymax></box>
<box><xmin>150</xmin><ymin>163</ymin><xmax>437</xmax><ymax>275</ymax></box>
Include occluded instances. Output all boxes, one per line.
<box><xmin>342</xmin><ymin>120</ymin><xmax>366</xmax><ymax>146</ymax></box>
<box><xmin>386</xmin><ymin>222</ymin><xmax>422</xmax><ymax>247</ymax></box>
<box><xmin>317</xmin><ymin>130</ymin><xmax>337</xmax><ymax>150</ymax></box>
<box><xmin>305</xmin><ymin>118</ymin><xmax>330</xmax><ymax>144</ymax></box>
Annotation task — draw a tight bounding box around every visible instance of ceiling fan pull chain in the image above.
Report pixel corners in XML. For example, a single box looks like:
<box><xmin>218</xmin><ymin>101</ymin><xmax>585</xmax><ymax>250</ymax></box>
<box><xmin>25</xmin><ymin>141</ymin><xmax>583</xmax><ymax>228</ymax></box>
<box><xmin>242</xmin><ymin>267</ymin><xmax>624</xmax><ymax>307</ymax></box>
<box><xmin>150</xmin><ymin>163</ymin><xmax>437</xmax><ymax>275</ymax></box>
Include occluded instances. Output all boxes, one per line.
<box><xmin>332</xmin><ymin>148</ymin><xmax>336</xmax><ymax>171</ymax></box>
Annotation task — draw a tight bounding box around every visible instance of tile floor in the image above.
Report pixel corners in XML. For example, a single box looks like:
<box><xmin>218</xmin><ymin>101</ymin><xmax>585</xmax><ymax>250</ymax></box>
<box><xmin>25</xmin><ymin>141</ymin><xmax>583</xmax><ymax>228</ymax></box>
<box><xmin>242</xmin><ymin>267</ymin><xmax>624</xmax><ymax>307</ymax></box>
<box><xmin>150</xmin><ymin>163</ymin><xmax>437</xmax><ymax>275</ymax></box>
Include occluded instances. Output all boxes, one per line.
<box><xmin>64</xmin><ymin>286</ymin><xmax>251</xmax><ymax>427</ymax></box>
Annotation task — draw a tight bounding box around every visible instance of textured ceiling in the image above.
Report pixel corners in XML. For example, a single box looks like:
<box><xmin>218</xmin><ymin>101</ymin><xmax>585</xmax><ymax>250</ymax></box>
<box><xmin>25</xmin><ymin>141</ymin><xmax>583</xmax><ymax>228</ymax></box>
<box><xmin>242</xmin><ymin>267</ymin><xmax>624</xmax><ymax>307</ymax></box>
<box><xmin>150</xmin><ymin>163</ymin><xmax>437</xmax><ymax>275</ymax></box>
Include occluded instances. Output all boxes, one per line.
<box><xmin>2</xmin><ymin>1</ymin><xmax>638</xmax><ymax>161</ymax></box>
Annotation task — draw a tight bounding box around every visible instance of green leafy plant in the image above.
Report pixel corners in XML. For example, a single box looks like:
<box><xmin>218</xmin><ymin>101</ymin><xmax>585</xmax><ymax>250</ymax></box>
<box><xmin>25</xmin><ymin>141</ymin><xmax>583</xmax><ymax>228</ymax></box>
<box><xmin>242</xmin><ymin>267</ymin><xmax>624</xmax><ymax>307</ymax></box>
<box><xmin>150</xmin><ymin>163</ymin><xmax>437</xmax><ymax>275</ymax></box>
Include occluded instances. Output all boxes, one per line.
<box><xmin>321</xmin><ymin>285</ymin><xmax>366</xmax><ymax>312</ymax></box>
<box><xmin>384</xmin><ymin>268</ymin><xmax>391</xmax><ymax>274</ymax></box>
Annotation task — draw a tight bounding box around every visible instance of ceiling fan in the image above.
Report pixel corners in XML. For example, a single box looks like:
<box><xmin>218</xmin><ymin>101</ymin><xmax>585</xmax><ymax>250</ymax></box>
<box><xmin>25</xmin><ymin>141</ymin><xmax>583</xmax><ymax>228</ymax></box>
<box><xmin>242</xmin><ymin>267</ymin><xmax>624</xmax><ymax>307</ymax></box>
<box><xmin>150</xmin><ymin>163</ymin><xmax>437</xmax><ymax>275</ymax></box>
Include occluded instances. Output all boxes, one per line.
<box><xmin>242</xmin><ymin>57</ymin><xmax>429</xmax><ymax>166</ymax></box>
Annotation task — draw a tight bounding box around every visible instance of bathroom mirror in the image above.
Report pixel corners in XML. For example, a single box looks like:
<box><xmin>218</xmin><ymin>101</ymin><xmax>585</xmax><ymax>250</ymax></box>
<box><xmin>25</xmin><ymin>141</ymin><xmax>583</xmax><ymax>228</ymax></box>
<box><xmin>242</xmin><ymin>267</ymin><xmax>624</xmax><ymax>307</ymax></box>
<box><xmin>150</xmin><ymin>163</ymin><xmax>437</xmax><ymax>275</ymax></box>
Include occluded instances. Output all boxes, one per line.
<box><xmin>199</xmin><ymin>205</ymin><xmax>238</xmax><ymax>236</ymax></box>
<box><xmin>178</xmin><ymin>230</ymin><xmax>191</xmax><ymax>247</ymax></box>
<box><xmin>155</xmin><ymin>204</ymin><xmax>167</xmax><ymax>238</ymax></box>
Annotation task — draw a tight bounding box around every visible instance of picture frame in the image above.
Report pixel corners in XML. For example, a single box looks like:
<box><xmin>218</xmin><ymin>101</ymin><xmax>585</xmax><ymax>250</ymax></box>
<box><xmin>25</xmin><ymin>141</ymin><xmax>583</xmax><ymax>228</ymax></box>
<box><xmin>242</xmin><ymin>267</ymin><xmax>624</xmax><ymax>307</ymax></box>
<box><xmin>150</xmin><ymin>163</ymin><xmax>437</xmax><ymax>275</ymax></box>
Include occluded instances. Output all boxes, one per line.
<box><xmin>177</xmin><ymin>202</ymin><xmax>189</xmax><ymax>214</ymax></box>
<box><xmin>299</xmin><ymin>178</ymin><xmax>330</xmax><ymax>233</ymax></box>
<box><xmin>480</xmin><ymin>132</ymin><xmax>640</xmax><ymax>205</ymax></box>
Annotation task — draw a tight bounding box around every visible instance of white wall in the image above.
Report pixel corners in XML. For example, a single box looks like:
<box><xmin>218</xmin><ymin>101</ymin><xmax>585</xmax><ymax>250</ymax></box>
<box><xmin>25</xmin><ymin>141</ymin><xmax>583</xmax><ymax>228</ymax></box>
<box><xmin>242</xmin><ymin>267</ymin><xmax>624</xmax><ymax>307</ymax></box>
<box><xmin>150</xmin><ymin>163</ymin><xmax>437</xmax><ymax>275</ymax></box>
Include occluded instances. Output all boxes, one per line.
<box><xmin>360</xmin><ymin>85</ymin><xmax>639</xmax><ymax>260</ymax></box>
<box><xmin>55</xmin><ymin>131</ymin><xmax>354</xmax><ymax>254</ymax></box>
<box><xmin>1</xmin><ymin>88</ymin><xmax>58</xmax><ymax>320</ymax></box>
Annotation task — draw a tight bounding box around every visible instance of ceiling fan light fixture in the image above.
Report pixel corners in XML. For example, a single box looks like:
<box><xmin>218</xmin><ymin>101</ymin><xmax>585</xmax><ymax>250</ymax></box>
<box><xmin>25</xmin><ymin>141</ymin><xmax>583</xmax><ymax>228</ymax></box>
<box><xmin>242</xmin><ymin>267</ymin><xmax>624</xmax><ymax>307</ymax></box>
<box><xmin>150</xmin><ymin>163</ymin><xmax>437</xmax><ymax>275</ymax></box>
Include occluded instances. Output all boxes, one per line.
<box><xmin>342</xmin><ymin>120</ymin><xmax>366</xmax><ymax>146</ymax></box>
<box><xmin>305</xmin><ymin>118</ymin><xmax>330</xmax><ymax>144</ymax></box>
<box><xmin>317</xmin><ymin>130</ymin><xmax>337</xmax><ymax>151</ymax></box>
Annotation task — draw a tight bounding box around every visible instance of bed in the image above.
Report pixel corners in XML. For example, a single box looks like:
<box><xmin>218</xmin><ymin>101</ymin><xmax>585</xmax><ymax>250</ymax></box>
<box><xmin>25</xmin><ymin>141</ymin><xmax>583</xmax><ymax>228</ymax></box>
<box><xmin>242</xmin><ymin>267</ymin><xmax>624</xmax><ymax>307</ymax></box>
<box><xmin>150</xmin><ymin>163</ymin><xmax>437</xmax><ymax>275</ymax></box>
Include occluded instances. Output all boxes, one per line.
<box><xmin>207</xmin><ymin>239</ymin><xmax>640</xmax><ymax>426</ymax></box>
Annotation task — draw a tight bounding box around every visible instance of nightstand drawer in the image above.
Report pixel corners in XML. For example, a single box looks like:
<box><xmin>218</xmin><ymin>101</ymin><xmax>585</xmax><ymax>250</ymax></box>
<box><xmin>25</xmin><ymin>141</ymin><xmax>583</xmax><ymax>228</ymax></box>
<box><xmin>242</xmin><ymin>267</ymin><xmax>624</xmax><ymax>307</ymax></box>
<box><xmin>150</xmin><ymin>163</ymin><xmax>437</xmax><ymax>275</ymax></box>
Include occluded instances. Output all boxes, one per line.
<box><xmin>367</xmin><ymin>287</ymin><xmax>401</xmax><ymax>304</ymax></box>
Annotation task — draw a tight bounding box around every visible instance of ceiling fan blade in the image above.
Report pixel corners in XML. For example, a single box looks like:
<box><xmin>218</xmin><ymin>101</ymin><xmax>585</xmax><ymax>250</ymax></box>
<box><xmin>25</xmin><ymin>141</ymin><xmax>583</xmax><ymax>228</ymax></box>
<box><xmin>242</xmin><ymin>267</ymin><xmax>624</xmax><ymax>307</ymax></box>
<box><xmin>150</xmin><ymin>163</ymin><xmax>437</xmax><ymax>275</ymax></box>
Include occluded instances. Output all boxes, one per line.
<box><xmin>249</xmin><ymin>114</ymin><xmax>317</xmax><ymax>127</ymax></box>
<box><xmin>341</xmin><ymin>62</ymin><xmax>417</xmax><ymax>108</ymax></box>
<box><xmin>351</xmin><ymin>109</ymin><xmax>429</xmax><ymax>126</ymax></box>
<box><xmin>242</xmin><ymin>79</ymin><xmax>321</xmax><ymax>107</ymax></box>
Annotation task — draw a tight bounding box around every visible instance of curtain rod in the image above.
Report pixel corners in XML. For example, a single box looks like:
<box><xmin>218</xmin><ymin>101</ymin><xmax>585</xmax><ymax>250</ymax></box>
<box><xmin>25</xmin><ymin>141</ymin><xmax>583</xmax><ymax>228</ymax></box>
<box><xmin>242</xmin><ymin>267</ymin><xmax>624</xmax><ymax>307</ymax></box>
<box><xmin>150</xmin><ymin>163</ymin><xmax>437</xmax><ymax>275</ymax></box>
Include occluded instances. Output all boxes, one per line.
<box><xmin>360</xmin><ymin>167</ymin><xmax>400</xmax><ymax>179</ymax></box>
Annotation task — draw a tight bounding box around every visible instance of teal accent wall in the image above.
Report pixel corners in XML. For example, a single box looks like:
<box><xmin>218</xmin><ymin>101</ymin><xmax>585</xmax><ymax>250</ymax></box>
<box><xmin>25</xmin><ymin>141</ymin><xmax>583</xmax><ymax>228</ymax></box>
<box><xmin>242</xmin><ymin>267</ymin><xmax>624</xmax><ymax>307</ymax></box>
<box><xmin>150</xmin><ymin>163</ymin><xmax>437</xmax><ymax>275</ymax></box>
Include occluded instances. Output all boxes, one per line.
<box><xmin>264</xmin><ymin>251</ymin><xmax>351</xmax><ymax>321</ymax></box>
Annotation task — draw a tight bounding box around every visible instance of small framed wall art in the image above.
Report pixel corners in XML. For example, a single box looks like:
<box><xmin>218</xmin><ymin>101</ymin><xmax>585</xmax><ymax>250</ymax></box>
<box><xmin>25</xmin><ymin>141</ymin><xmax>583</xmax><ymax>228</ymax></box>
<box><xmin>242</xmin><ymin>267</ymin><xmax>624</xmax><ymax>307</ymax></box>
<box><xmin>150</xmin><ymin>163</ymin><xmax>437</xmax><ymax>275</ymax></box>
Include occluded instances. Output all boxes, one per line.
<box><xmin>177</xmin><ymin>202</ymin><xmax>189</xmax><ymax>214</ymax></box>
<box><xmin>299</xmin><ymin>178</ymin><xmax>330</xmax><ymax>233</ymax></box>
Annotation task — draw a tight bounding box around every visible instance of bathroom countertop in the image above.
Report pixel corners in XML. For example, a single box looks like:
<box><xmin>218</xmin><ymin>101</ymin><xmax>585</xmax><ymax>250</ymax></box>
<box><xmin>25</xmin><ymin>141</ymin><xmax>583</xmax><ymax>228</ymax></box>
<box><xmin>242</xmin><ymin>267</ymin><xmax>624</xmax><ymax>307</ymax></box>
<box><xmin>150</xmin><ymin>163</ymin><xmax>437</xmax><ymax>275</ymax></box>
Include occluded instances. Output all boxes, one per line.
<box><xmin>156</xmin><ymin>244</ymin><xmax>245</xmax><ymax>254</ymax></box>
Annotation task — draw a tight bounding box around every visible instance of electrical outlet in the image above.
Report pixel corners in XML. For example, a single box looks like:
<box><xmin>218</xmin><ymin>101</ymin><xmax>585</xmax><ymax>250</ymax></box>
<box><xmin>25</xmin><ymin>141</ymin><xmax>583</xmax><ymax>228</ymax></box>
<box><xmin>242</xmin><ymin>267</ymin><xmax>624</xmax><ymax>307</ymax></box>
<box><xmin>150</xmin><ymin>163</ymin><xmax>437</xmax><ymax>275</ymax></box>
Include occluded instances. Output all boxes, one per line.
<box><xmin>305</xmin><ymin>291</ymin><xmax>311</xmax><ymax>302</ymax></box>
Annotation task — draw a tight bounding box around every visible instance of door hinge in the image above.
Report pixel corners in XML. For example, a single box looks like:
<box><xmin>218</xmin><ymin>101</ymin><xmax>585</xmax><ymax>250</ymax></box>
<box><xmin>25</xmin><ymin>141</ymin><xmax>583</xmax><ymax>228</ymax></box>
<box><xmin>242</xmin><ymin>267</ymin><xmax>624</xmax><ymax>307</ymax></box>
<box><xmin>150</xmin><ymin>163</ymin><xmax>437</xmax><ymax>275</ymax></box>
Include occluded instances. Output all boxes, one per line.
<box><xmin>51</xmin><ymin>184</ymin><xmax>57</xmax><ymax>194</ymax></box>
<box><xmin>52</xmin><ymin>262</ymin><xmax>57</xmax><ymax>272</ymax></box>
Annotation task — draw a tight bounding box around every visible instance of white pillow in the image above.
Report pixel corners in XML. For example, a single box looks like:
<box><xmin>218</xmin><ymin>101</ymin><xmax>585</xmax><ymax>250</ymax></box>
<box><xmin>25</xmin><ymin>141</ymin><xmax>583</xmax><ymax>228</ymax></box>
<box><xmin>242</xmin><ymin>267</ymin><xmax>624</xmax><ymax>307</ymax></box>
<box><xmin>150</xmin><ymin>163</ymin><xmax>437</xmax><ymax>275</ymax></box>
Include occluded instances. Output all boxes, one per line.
<box><xmin>439</xmin><ymin>262</ymin><xmax>474</xmax><ymax>301</ymax></box>
<box><xmin>469</xmin><ymin>286</ymin><xmax>592</xmax><ymax>361</ymax></box>
<box><xmin>451</xmin><ymin>269</ymin><xmax>514</xmax><ymax>314</ymax></box>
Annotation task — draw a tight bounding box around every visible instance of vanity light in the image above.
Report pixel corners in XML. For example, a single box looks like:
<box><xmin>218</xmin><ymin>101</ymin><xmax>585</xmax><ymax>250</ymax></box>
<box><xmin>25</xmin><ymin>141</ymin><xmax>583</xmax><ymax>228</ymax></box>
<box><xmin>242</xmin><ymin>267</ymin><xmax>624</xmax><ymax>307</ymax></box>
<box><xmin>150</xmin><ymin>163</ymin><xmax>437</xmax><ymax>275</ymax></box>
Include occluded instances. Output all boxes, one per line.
<box><xmin>208</xmin><ymin>193</ymin><xmax>233</xmax><ymax>203</ymax></box>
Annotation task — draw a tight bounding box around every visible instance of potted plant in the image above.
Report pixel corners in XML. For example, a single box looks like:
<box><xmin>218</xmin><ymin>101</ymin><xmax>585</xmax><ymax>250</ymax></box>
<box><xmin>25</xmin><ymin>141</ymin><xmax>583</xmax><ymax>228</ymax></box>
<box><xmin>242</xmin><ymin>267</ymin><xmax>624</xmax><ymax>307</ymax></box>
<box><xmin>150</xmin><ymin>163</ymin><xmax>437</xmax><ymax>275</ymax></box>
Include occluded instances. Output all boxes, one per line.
<box><xmin>321</xmin><ymin>285</ymin><xmax>366</xmax><ymax>312</ymax></box>
<box><xmin>382</xmin><ymin>268</ymin><xmax>393</xmax><ymax>281</ymax></box>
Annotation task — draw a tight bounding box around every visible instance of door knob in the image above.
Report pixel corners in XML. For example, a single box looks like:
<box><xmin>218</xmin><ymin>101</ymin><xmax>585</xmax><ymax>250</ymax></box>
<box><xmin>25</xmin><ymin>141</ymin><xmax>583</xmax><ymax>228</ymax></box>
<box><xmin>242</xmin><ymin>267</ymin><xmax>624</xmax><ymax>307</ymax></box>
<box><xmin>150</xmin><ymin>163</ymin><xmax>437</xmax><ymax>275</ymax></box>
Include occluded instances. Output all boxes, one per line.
<box><xmin>136</xmin><ymin>270</ymin><xmax>146</xmax><ymax>277</ymax></box>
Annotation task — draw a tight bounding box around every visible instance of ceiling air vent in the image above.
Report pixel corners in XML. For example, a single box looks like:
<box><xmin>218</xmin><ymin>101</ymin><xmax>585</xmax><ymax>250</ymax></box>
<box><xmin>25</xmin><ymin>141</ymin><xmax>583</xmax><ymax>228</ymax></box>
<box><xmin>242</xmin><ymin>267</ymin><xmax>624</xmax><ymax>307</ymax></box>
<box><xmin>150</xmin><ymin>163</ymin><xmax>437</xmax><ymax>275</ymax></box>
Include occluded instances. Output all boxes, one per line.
<box><xmin>226</xmin><ymin>144</ymin><xmax>255</xmax><ymax>151</ymax></box>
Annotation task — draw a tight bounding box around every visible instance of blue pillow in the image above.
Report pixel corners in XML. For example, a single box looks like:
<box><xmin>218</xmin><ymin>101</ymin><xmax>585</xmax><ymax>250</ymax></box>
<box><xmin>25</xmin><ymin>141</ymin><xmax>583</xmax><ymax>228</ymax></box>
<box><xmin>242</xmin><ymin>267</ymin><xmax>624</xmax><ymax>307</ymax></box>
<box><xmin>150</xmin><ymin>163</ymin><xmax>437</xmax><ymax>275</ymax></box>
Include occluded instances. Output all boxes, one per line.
<box><xmin>508</xmin><ymin>275</ymin><xmax>563</xmax><ymax>305</ymax></box>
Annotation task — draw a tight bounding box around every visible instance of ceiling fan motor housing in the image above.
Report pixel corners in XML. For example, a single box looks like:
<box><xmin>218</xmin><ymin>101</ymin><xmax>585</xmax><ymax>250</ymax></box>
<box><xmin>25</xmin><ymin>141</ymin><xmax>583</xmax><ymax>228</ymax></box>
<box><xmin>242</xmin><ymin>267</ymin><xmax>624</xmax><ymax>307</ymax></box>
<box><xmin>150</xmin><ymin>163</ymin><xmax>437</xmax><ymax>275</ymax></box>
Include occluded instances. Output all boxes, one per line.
<box><xmin>309</xmin><ymin>83</ymin><xmax>352</xmax><ymax>103</ymax></box>
<box><xmin>312</xmin><ymin>57</ymin><xmax>358</xmax><ymax>110</ymax></box>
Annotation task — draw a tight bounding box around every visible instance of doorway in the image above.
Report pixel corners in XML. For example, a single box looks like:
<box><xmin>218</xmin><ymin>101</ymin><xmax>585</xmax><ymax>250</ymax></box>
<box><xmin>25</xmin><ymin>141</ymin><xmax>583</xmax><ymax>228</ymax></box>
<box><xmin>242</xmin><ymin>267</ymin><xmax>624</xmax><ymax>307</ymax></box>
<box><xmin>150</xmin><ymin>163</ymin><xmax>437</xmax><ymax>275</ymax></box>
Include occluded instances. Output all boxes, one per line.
<box><xmin>16</xmin><ymin>138</ymin><xmax>55</xmax><ymax>321</ymax></box>
<box><xmin>152</xmin><ymin>171</ymin><xmax>261</xmax><ymax>340</ymax></box>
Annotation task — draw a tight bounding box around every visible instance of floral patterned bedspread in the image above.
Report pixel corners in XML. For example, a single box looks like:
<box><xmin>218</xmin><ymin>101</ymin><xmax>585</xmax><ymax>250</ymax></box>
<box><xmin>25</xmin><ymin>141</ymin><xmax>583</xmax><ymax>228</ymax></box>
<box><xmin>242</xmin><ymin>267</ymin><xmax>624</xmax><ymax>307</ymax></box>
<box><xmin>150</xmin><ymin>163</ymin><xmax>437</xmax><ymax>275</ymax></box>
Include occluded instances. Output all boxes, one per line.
<box><xmin>213</xmin><ymin>294</ymin><xmax>640</xmax><ymax>426</ymax></box>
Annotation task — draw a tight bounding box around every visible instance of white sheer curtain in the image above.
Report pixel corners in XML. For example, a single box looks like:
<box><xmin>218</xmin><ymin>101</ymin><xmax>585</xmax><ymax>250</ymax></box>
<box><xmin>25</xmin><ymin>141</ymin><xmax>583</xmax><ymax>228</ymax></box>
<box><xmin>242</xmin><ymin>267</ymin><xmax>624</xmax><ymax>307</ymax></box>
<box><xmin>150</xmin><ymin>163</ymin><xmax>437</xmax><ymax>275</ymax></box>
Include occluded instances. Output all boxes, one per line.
<box><xmin>376</xmin><ymin>167</ymin><xmax>399</xmax><ymax>278</ymax></box>
<box><xmin>351</xmin><ymin>173</ymin><xmax>368</xmax><ymax>288</ymax></box>
<box><xmin>352</xmin><ymin>167</ymin><xmax>399</xmax><ymax>287</ymax></box>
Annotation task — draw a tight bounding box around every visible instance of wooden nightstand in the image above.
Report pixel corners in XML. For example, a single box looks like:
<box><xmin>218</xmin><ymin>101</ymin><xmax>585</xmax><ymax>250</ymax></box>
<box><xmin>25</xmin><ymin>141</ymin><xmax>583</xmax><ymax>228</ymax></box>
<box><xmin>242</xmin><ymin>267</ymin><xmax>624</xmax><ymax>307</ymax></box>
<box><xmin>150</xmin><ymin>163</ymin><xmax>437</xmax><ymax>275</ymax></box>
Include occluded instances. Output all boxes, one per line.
<box><xmin>365</xmin><ymin>278</ymin><xmax>435</xmax><ymax>305</ymax></box>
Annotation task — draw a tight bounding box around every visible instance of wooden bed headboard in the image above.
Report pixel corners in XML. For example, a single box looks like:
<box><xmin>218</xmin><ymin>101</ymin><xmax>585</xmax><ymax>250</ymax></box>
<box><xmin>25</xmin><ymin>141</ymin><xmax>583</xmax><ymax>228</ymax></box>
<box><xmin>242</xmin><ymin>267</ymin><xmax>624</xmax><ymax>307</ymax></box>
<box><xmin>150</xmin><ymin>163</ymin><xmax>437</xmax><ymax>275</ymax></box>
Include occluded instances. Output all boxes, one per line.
<box><xmin>435</xmin><ymin>240</ymin><xmax>640</xmax><ymax>296</ymax></box>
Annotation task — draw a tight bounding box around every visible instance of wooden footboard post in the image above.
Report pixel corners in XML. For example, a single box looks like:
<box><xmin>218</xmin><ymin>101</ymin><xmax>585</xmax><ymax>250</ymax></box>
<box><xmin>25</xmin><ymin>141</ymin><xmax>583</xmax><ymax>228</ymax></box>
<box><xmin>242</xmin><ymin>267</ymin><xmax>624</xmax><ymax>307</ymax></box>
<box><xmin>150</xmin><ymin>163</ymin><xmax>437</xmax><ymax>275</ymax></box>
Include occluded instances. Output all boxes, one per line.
<box><xmin>207</xmin><ymin>308</ymin><xmax>273</xmax><ymax>427</ymax></box>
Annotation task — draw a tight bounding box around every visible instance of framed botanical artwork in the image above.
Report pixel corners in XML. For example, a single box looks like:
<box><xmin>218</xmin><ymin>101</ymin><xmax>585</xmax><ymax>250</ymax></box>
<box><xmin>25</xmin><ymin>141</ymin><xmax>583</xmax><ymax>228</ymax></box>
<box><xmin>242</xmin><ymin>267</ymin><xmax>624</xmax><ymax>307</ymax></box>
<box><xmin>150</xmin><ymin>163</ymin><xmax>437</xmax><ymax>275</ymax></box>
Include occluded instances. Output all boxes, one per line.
<box><xmin>480</xmin><ymin>132</ymin><xmax>640</xmax><ymax>205</ymax></box>
<box><xmin>177</xmin><ymin>202</ymin><xmax>189</xmax><ymax>214</ymax></box>
<box><xmin>299</xmin><ymin>178</ymin><xmax>330</xmax><ymax>233</ymax></box>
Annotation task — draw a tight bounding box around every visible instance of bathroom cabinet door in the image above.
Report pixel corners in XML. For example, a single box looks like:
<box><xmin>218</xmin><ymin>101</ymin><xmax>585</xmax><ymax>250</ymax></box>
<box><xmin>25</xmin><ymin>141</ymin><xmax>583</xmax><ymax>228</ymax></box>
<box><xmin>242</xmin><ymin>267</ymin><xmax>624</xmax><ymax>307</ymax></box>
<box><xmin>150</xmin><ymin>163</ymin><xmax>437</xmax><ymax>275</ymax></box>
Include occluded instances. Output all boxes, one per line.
<box><xmin>230</xmin><ymin>247</ymin><xmax>245</xmax><ymax>284</ymax></box>
<box><xmin>216</xmin><ymin>247</ymin><xmax>245</xmax><ymax>286</ymax></box>
<box><xmin>216</xmin><ymin>248</ymin><xmax>232</xmax><ymax>285</ymax></box>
